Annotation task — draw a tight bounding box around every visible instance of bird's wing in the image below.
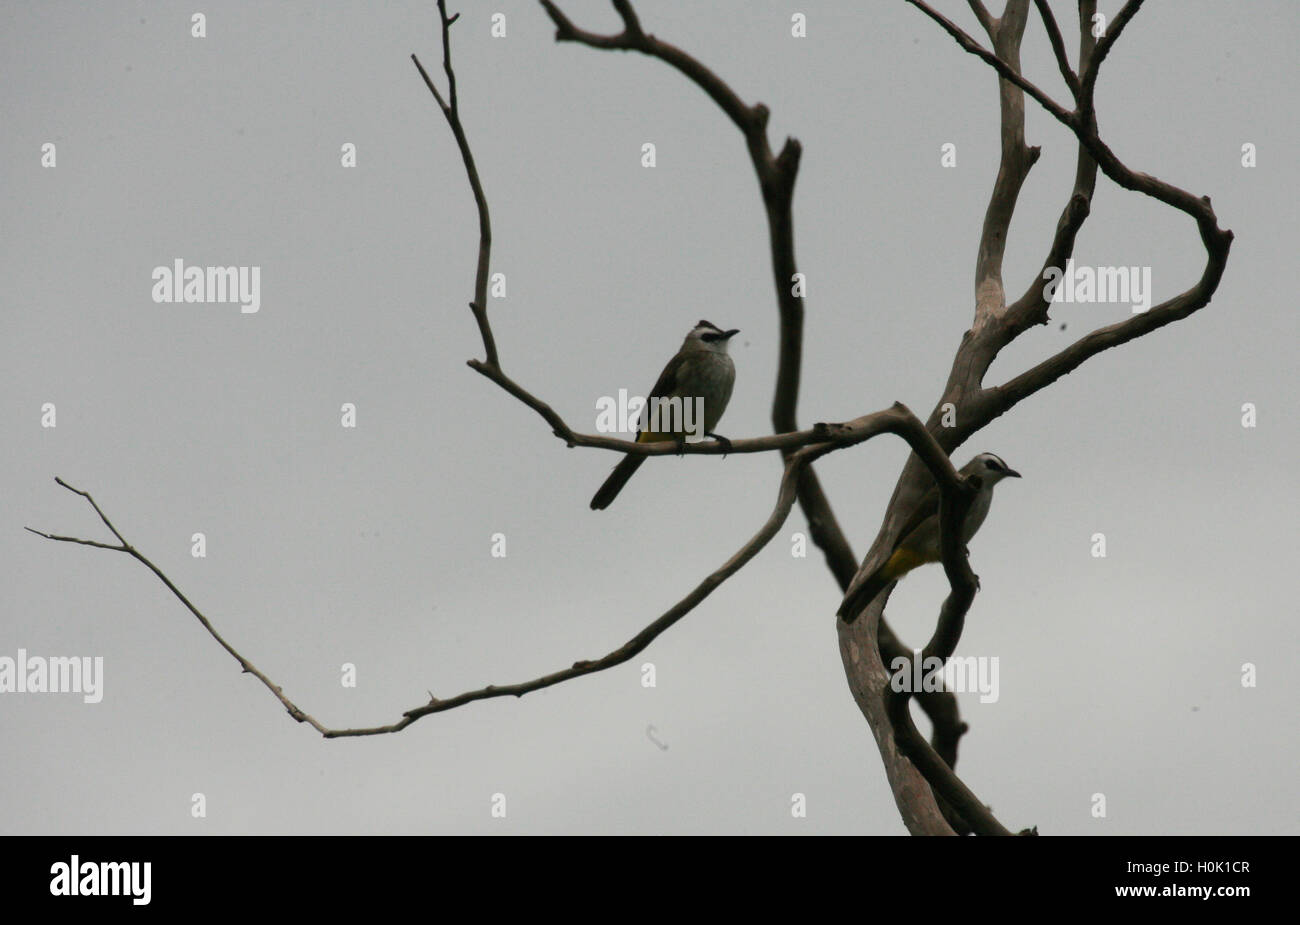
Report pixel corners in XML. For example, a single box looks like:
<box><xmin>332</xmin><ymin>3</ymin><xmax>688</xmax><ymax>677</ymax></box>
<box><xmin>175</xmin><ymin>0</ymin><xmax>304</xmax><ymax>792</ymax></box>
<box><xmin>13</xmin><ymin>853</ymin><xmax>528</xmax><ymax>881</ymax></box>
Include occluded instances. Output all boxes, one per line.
<box><xmin>633</xmin><ymin>353</ymin><xmax>690</xmax><ymax>443</ymax></box>
<box><xmin>645</xmin><ymin>352</ymin><xmax>685</xmax><ymax>401</ymax></box>
<box><xmin>839</xmin><ymin>477</ymin><xmax>942</xmax><ymax>614</ymax></box>
<box><xmin>852</xmin><ymin>475</ymin><xmax>945</xmax><ymax>570</ymax></box>
<box><xmin>893</xmin><ymin>480</ymin><xmax>941</xmax><ymax>547</ymax></box>
<box><xmin>897</xmin><ymin>467</ymin><xmax>998</xmax><ymax>545</ymax></box>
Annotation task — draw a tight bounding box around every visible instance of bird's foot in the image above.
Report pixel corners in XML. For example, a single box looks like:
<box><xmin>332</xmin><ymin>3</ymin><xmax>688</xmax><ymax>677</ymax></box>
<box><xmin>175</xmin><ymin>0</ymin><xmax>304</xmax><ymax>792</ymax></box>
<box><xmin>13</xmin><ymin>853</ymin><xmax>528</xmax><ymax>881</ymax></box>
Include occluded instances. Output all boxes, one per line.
<box><xmin>706</xmin><ymin>432</ymin><xmax>732</xmax><ymax>457</ymax></box>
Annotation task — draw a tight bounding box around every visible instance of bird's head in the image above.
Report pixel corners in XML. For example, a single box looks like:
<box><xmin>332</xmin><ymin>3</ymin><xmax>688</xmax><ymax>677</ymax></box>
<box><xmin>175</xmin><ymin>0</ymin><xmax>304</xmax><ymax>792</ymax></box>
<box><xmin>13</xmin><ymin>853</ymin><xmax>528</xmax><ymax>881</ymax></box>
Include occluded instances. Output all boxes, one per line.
<box><xmin>965</xmin><ymin>452</ymin><xmax>1021</xmax><ymax>487</ymax></box>
<box><xmin>684</xmin><ymin>319</ymin><xmax>740</xmax><ymax>352</ymax></box>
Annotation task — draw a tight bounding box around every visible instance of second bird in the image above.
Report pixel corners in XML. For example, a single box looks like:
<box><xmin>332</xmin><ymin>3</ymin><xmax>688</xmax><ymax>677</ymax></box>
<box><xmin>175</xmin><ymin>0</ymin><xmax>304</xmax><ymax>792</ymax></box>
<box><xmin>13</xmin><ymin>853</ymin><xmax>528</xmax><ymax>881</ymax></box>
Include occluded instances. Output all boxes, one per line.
<box><xmin>837</xmin><ymin>452</ymin><xmax>1021</xmax><ymax>622</ymax></box>
<box><xmin>590</xmin><ymin>319</ymin><xmax>739</xmax><ymax>510</ymax></box>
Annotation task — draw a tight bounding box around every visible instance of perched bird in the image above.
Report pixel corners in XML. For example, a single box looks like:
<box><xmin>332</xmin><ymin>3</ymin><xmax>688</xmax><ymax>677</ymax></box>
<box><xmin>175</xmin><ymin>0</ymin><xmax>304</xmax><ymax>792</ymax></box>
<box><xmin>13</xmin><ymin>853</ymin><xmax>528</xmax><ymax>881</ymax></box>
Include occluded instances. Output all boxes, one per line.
<box><xmin>590</xmin><ymin>319</ymin><xmax>739</xmax><ymax>510</ymax></box>
<box><xmin>838</xmin><ymin>453</ymin><xmax>1021</xmax><ymax>621</ymax></box>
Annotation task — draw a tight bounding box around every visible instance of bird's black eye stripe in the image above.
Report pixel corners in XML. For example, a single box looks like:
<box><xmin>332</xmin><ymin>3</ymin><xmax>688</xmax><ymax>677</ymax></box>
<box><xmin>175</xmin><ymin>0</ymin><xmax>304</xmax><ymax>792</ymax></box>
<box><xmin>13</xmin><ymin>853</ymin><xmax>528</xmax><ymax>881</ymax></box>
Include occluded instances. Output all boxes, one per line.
<box><xmin>986</xmin><ymin>457</ymin><xmax>1003</xmax><ymax>471</ymax></box>
<box><xmin>701</xmin><ymin>332</ymin><xmax>720</xmax><ymax>342</ymax></box>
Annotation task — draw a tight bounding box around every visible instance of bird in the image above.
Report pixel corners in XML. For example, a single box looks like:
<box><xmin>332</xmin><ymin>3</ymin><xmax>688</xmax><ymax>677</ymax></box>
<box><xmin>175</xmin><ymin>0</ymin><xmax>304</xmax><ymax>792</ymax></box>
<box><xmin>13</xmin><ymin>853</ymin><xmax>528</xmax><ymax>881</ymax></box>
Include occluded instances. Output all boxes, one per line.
<box><xmin>590</xmin><ymin>319</ymin><xmax>739</xmax><ymax>510</ymax></box>
<box><xmin>838</xmin><ymin>452</ymin><xmax>1021</xmax><ymax>622</ymax></box>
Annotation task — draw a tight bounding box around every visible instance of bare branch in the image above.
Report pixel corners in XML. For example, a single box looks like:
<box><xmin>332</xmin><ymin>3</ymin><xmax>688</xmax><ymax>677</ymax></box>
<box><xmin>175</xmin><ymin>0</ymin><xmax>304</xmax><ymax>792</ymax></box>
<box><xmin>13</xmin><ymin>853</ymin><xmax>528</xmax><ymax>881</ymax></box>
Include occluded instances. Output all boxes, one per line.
<box><xmin>610</xmin><ymin>0</ymin><xmax>645</xmax><ymax>39</ymax></box>
<box><xmin>29</xmin><ymin>479</ymin><xmax>335</xmax><ymax>735</ymax></box>
<box><xmin>1078</xmin><ymin>0</ymin><xmax>1144</xmax><ymax>117</ymax></box>
<box><xmin>1003</xmin><ymin>191</ymin><xmax>1091</xmax><ymax>329</ymax></box>
<box><xmin>969</xmin><ymin>0</ymin><xmax>1038</xmax><ymax>321</ymax></box>
<box><xmin>379</xmin><ymin>403</ymin><xmax>943</xmax><ymax>737</ymax></box>
<box><xmin>965</xmin><ymin>0</ymin><xmax>994</xmax><ymax>38</ymax></box>
<box><xmin>906</xmin><ymin>0</ymin><xmax>1075</xmax><ymax>127</ymax></box>
<box><xmin>931</xmin><ymin>1</ymin><xmax>1230</xmax><ymax>411</ymax></box>
<box><xmin>347</xmin><ymin>450</ymin><xmax>814</xmax><ymax>736</ymax></box>
<box><xmin>909</xmin><ymin>0</ymin><xmax>1207</xmax><ymax>231</ymax></box>
<box><xmin>30</xmin><ymin>406</ymin><xmax>950</xmax><ymax>738</ymax></box>
<box><xmin>908</xmin><ymin>0</ymin><xmax>1231</xmax><ymax>396</ymax></box>
<box><xmin>469</xmin><ymin>355</ymin><xmax>885</xmax><ymax>458</ymax></box>
<box><xmin>24</xmin><ymin>525</ymin><xmax>124</xmax><ymax>552</ymax></box>
<box><xmin>51</xmin><ymin>476</ymin><xmax>130</xmax><ymax>546</ymax></box>
<box><xmin>923</xmin><ymin>477</ymin><xmax>980</xmax><ymax>661</ymax></box>
<box><xmin>987</xmin><ymin>266</ymin><xmax>1231</xmax><ymax>417</ymax></box>
<box><xmin>541</xmin><ymin>0</ymin><xmax>761</xmax><ymax>139</ymax></box>
<box><xmin>885</xmin><ymin>687</ymin><xmax>1013</xmax><ymax>835</ymax></box>
<box><xmin>1003</xmin><ymin>1</ymin><xmax>1098</xmax><ymax>333</ymax></box>
<box><xmin>1033</xmin><ymin>0</ymin><xmax>1080</xmax><ymax>99</ymax></box>
<box><xmin>412</xmin><ymin>0</ymin><xmax>496</xmax><ymax>368</ymax></box>
<box><xmin>438</xmin><ymin>0</ymin><xmax>460</xmax><ymax>118</ymax></box>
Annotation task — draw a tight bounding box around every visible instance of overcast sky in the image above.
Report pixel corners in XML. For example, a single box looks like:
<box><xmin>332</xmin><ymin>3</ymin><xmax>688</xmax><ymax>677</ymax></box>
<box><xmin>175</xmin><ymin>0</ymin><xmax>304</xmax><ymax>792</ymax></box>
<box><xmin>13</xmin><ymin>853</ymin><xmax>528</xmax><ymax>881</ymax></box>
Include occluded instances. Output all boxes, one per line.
<box><xmin>3</xmin><ymin>1</ymin><xmax>1295</xmax><ymax>835</ymax></box>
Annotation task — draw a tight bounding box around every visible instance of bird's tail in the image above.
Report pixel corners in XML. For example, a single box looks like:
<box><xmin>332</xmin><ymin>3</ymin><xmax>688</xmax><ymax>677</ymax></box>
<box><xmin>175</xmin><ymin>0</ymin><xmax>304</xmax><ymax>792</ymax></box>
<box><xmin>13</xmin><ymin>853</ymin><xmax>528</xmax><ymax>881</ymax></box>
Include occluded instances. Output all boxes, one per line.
<box><xmin>837</xmin><ymin>548</ymin><xmax>917</xmax><ymax>622</ymax></box>
<box><xmin>837</xmin><ymin>572</ymin><xmax>892</xmax><ymax>624</ymax></box>
<box><xmin>590</xmin><ymin>455</ymin><xmax>645</xmax><ymax>510</ymax></box>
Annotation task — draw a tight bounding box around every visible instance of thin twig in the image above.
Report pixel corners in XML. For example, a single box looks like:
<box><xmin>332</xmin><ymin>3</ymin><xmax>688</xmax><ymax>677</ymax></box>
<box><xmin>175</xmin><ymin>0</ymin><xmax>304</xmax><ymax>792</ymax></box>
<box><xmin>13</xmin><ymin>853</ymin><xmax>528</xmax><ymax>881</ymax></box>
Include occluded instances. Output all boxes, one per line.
<box><xmin>906</xmin><ymin>0</ymin><xmax>1076</xmax><ymax>126</ymax></box>
<box><xmin>29</xmin><ymin>405</ymin><xmax>960</xmax><ymax>738</ymax></box>
<box><xmin>412</xmin><ymin>0</ymin><xmax>496</xmax><ymax>367</ymax></box>
<box><xmin>1033</xmin><ymin>0</ymin><xmax>1080</xmax><ymax>99</ymax></box>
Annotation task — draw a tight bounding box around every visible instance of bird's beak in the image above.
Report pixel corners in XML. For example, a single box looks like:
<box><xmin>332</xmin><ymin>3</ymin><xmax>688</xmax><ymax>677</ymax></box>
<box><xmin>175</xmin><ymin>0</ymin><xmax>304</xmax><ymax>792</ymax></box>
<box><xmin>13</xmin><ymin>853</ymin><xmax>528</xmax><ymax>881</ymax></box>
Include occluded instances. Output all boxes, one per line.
<box><xmin>1006</xmin><ymin>467</ymin><xmax>1021</xmax><ymax>478</ymax></box>
<box><xmin>722</xmin><ymin>328</ymin><xmax>740</xmax><ymax>339</ymax></box>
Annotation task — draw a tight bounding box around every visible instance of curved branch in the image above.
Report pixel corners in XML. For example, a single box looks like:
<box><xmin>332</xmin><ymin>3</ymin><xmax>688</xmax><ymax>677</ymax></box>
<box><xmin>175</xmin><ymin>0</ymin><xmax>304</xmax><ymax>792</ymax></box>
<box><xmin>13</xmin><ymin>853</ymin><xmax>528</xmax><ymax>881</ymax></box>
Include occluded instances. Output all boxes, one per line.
<box><xmin>412</xmin><ymin>0</ymin><xmax>496</xmax><ymax>368</ymax></box>
<box><xmin>29</xmin><ymin>407</ymin><xmax>948</xmax><ymax>738</ymax></box>
<box><xmin>384</xmin><ymin>404</ymin><xmax>942</xmax><ymax>737</ymax></box>
<box><xmin>537</xmin><ymin>3</ymin><xmax>854</xmax><ymax>588</ymax></box>
<box><xmin>986</xmin><ymin>266</ymin><xmax>1230</xmax><ymax>417</ymax></box>
<box><xmin>884</xmin><ymin>689</ymin><xmax>1012</xmax><ymax>836</ymax></box>
<box><xmin>540</xmin><ymin>0</ymin><xmax>762</xmax><ymax>141</ymax></box>
<box><xmin>910</xmin><ymin>0</ymin><xmax>1233</xmax><ymax>412</ymax></box>
<box><xmin>28</xmin><ymin>468</ymin><xmax>798</xmax><ymax>738</ymax></box>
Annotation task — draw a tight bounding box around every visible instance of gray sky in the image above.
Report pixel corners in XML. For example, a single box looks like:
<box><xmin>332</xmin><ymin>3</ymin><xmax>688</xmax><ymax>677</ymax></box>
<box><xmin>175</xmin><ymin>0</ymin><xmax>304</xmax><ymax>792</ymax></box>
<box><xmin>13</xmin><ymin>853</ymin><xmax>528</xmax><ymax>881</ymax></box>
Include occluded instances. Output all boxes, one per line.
<box><xmin>3</xmin><ymin>0</ymin><xmax>1296</xmax><ymax>835</ymax></box>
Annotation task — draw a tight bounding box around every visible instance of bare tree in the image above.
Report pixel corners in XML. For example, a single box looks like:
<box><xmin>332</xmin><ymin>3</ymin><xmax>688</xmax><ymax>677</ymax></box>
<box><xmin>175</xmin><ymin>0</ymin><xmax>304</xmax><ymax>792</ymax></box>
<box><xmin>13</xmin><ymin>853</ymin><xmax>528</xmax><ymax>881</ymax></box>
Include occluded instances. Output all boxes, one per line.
<box><xmin>31</xmin><ymin>0</ymin><xmax>1231</xmax><ymax>835</ymax></box>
